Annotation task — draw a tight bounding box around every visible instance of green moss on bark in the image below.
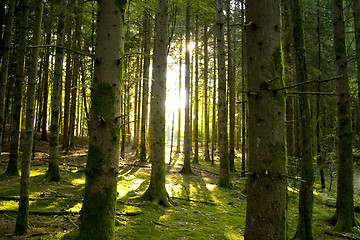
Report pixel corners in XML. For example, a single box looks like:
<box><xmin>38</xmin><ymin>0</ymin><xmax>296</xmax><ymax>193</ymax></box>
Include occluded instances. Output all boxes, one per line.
<box><xmin>91</xmin><ymin>82</ymin><xmax>117</xmax><ymax>123</ymax></box>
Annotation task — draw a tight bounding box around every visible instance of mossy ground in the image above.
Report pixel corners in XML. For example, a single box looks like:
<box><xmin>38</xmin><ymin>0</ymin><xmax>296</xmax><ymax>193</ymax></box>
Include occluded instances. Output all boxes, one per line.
<box><xmin>0</xmin><ymin>133</ymin><xmax>359</xmax><ymax>239</ymax></box>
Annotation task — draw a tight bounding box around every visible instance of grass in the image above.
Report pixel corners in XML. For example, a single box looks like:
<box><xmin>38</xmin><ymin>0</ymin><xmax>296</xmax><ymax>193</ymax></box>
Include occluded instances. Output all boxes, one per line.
<box><xmin>0</xmin><ymin>141</ymin><xmax>359</xmax><ymax>239</ymax></box>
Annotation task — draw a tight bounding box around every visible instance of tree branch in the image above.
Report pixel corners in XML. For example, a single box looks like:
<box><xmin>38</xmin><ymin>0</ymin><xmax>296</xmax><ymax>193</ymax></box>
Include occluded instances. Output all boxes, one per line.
<box><xmin>275</xmin><ymin>75</ymin><xmax>342</xmax><ymax>91</ymax></box>
<box><xmin>28</xmin><ymin>45</ymin><xmax>95</xmax><ymax>59</ymax></box>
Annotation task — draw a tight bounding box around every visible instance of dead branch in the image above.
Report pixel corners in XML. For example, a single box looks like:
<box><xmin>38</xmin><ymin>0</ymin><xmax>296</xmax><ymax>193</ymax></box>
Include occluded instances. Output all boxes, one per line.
<box><xmin>28</xmin><ymin>45</ymin><xmax>95</xmax><ymax>59</ymax></box>
<box><xmin>275</xmin><ymin>75</ymin><xmax>342</xmax><ymax>91</ymax></box>
<box><xmin>171</xmin><ymin>197</ymin><xmax>217</xmax><ymax>205</ymax></box>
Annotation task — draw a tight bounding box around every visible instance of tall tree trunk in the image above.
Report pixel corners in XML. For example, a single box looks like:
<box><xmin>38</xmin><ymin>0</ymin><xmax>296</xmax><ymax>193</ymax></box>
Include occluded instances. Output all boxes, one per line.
<box><xmin>240</xmin><ymin>0</ymin><xmax>246</xmax><ymax>177</ymax></box>
<box><xmin>176</xmin><ymin>41</ymin><xmax>182</xmax><ymax>153</ymax></box>
<box><xmin>62</xmin><ymin>26</ymin><xmax>72</xmax><ymax>151</ymax></box>
<box><xmin>141</xmin><ymin>0</ymin><xmax>171</xmax><ymax>206</ymax></box>
<box><xmin>216</xmin><ymin>0</ymin><xmax>230</xmax><ymax>187</ymax></box>
<box><xmin>244</xmin><ymin>0</ymin><xmax>287</xmax><ymax>239</ymax></box>
<box><xmin>15</xmin><ymin>0</ymin><xmax>43</xmax><ymax>234</ymax></box>
<box><xmin>227</xmin><ymin>0</ymin><xmax>236</xmax><ymax>172</ymax></box>
<box><xmin>316</xmin><ymin>0</ymin><xmax>325</xmax><ymax>189</ymax></box>
<box><xmin>180</xmin><ymin>0</ymin><xmax>193</xmax><ymax>174</ymax></box>
<box><xmin>290</xmin><ymin>0</ymin><xmax>314</xmax><ymax>238</ymax></box>
<box><xmin>6</xmin><ymin>0</ymin><xmax>30</xmax><ymax>176</ymax></box>
<box><xmin>211</xmin><ymin>43</ymin><xmax>217</xmax><ymax>165</ymax></box>
<box><xmin>140</xmin><ymin>7</ymin><xmax>151</xmax><ymax>162</ymax></box>
<box><xmin>354</xmin><ymin>0</ymin><xmax>360</xmax><ymax>136</ymax></box>
<box><xmin>203</xmin><ymin>23</ymin><xmax>210</xmax><ymax>162</ymax></box>
<box><xmin>41</xmin><ymin>18</ymin><xmax>52</xmax><ymax>141</ymax></box>
<box><xmin>132</xmin><ymin>56</ymin><xmax>140</xmax><ymax>150</ymax></box>
<box><xmin>47</xmin><ymin>0</ymin><xmax>67</xmax><ymax>181</ymax></box>
<box><xmin>330</xmin><ymin>0</ymin><xmax>356</xmax><ymax>232</ymax></box>
<box><xmin>79</xmin><ymin>1</ymin><xmax>128</xmax><ymax>239</ymax></box>
<box><xmin>0</xmin><ymin>0</ymin><xmax>15</xmax><ymax>153</ymax></box>
<box><xmin>70</xmin><ymin>1</ymin><xmax>82</xmax><ymax>149</ymax></box>
<box><xmin>193</xmin><ymin>15</ymin><xmax>199</xmax><ymax>164</ymax></box>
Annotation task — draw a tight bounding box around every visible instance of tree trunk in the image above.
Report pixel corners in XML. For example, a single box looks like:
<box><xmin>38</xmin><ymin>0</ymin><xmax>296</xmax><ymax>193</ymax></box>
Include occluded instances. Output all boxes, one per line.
<box><xmin>41</xmin><ymin>18</ymin><xmax>52</xmax><ymax>141</ymax></box>
<box><xmin>0</xmin><ymin>0</ymin><xmax>15</xmax><ymax>154</ymax></box>
<box><xmin>47</xmin><ymin>0</ymin><xmax>67</xmax><ymax>181</ymax></box>
<box><xmin>330</xmin><ymin>0</ymin><xmax>356</xmax><ymax>232</ymax></box>
<box><xmin>180</xmin><ymin>0</ymin><xmax>193</xmax><ymax>174</ymax></box>
<box><xmin>203</xmin><ymin>23</ymin><xmax>210</xmax><ymax>162</ymax></box>
<box><xmin>193</xmin><ymin>15</ymin><xmax>199</xmax><ymax>164</ymax></box>
<box><xmin>141</xmin><ymin>0</ymin><xmax>171</xmax><ymax>206</ymax></box>
<box><xmin>62</xmin><ymin>25</ymin><xmax>72</xmax><ymax>152</ymax></box>
<box><xmin>354</xmin><ymin>0</ymin><xmax>360</xmax><ymax>136</ymax></box>
<box><xmin>211</xmin><ymin>45</ymin><xmax>217</xmax><ymax>165</ymax></box>
<box><xmin>176</xmin><ymin>41</ymin><xmax>182</xmax><ymax>153</ymax></box>
<box><xmin>244</xmin><ymin>0</ymin><xmax>287</xmax><ymax>239</ymax></box>
<box><xmin>316</xmin><ymin>0</ymin><xmax>325</xmax><ymax>190</ymax></box>
<box><xmin>140</xmin><ymin>8</ymin><xmax>151</xmax><ymax>162</ymax></box>
<box><xmin>216</xmin><ymin>0</ymin><xmax>230</xmax><ymax>187</ymax></box>
<box><xmin>15</xmin><ymin>0</ymin><xmax>43</xmax><ymax>235</ymax></box>
<box><xmin>240</xmin><ymin>0</ymin><xmax>246</xmax><ymax>177</ymax></box>
<box><xmin>290</xmin><ymin>0</ymin><xmax>314</xmax><ymax>238</ymax></box>
<box><xmin>70</xmin><ymin>1</ymin><xmax>82</xmax><ymax>149</ymax></box>
<box><xmin>79</xmin><ymin>1</ymin><xmax>128</xmax><ymax>239</ymax></box>
<box><xmin>6</xmin><ymin>0</ymin><xmax>30</xmax><ymax>176</ymax></box>
<box><xmin>227</xmin><ymin>0</ymin><xmax>236</xmax><ymax>173</ymax></box>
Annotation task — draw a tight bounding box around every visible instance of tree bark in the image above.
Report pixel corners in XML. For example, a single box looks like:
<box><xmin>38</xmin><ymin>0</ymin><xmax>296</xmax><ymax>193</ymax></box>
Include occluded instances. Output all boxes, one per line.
<box><xmin>62</xmin><ymin>25</ymin><xmax>72</xmax><ymax>152</ymax></box>
<box><xmin>140</xmin><ymin>7</ymin><xmax>151</xmax><ymax>162</ymax></box>
<box><xmin>176</xmin><ymin>41</ymin><xmax>182</xmax><ymax>153</ymax></box>
<box><xmin>79</xmin><ymin>0</ymin><xmax>128</xmax><ymax>239</ymax></box>
<box><xmin>6</xmin><ymin>0</ymin><xmax>30</xmax><ymax>176</ymax></box>
<box><xmin>244</xmin><ymin>0</ymin><xmax>287</xmax><ymax>239</ymax></box>
<box><xmin>69</xmin><ymin>0</ymin><xmax>82</xmax><ymax>149</ymax></box>
<box><xmin>180</xmin><ymin>0</ymin><xmax>193</xmax><ymax>174</ymax></box>
<box><xmin>290</xmin><ymin>0</ymin><xmax>314</xmax><ymax>238</ymax></box>
<box><xmin>216</xmin><ymin>0</ymin><xmax>230</xmax><ymax>187</ymax></box>
<box><xmin>41</xmin><ymin>15</ymin><xmax>52</xmax><ymax>141</ymax></box>
<box><xmin>15</xmin><ymin>0</ymin><xmax>44</xmax><ymax>235</ymax></box>
<box><xmin>141</xmin><ymin>0</ymin><xmax>171</xmax><ymax>206</ymax></box>
<box><xmin>0</xmin><ymin>0</ymin><xmax>15</xmax><ymax>154</ymax></box>
<box><xmin>227</xmin><ymin>0</ymin><xmax>236</xmax><ymax>172</ymax></box>
<box><xmin>47</xmin><ymin>0</ymin><xmax>67</xmax><ymax>181</ymax></box>
<box><xmin>193</xmin><ymin>15</ymin><xmax>199</xmax><ymax>164</ymax></box>
<box><xmin>330</xmin><ymin>0</ymin><xmax>356</xmax><ymax>232</ymax></box>
<box><xmin>203</xmin><ymin>23</ymin><xmax>210</xmax><ymax>162</ymax></box>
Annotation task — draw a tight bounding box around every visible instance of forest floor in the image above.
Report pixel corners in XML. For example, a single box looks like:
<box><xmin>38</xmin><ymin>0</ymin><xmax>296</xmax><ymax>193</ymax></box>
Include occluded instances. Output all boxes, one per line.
<box><xmin>0</xmin><ymin>132</ymin><xmax>359</xmax><ymax>239</ymax></box>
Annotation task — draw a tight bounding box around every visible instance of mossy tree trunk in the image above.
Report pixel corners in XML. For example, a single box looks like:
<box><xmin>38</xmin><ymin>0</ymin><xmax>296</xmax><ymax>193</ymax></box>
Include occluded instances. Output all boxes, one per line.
<box><xmin>216</xmin><ymin>0</ymin><xmax>230</xmax><ymax>187</ymax></box>
<box><xmin>47</xmin><ymin>0</ymin><xmax>67</xmax><ymax>181</ymax></box>
<box><xmin>140</xmin><ymin>7</ymin><xmax>151</xmax><ymax>162</ymax></box>
<box><xmin>15</xmin><ymin>0</ymin><xmax>43</xmax><ymax>235</ymax></box>
<box><xmin>203</xmin><ymin>23</ymin><xmax>210</xmax><ymax>162</ymax></box>
<box><xmin>330</xmin><ymin>0</ymin><xmax>356</xmax><ymax>232</ymax></box>
<box><xmin>141</xmin><ymin>0</ymin><xmax>171</xmax><ymax>206</ymax></box>
<box><xmin>353</xmin><ymin>0</ymin><xmax>360</xmax><ymax>136</ymax></box>
<box><xmin>290</xmin><ymin>0</ymin><xmax>314</xmax><ymax>238</ymax></box>
<box><xmin>227</xmin><ymin>0</ymin><xmax>236</xmax><ymax>173</ymax></box>
<box><xmin>0</xmin><ymin>0</ymin><xmax>15</xmax><ymax>154</ymax></box>
<box><xmin>244</xmin><ymin>0</ymin><xmax>287</xmax><ymax>239</ymax></box>
<box><xmin>6</xmin><ymin>0</ymin><xmax>30</xmax><ymax>176</ymax></box>
<box><xmin>181</xmin><ymin>0</ymin><xmax>193</xmax><ymax>174</ymax></box>
<box><xmin>316</xmin><ymin>0</ymin><xmax>325</xmax><ymax>189</ymax></box>
<box><xmin>79</xmin><ymin>0</ymin><xmax>128</xmax><ymax>239</ymax></box>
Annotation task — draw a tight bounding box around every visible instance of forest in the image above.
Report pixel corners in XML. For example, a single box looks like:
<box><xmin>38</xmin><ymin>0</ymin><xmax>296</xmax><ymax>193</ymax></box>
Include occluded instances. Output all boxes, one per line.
<box><xmin>0</xmin><ymin>0</ymin><xmax>360</xmax><ymax>239</ymax></box>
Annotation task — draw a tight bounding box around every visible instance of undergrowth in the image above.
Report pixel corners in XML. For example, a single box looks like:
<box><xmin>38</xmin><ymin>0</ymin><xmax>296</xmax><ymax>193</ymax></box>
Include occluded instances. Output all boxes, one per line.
<box><xmin>0</xmin><ymin>143</ymin><xmax>359</xmax><ymax>239</ymax></box>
